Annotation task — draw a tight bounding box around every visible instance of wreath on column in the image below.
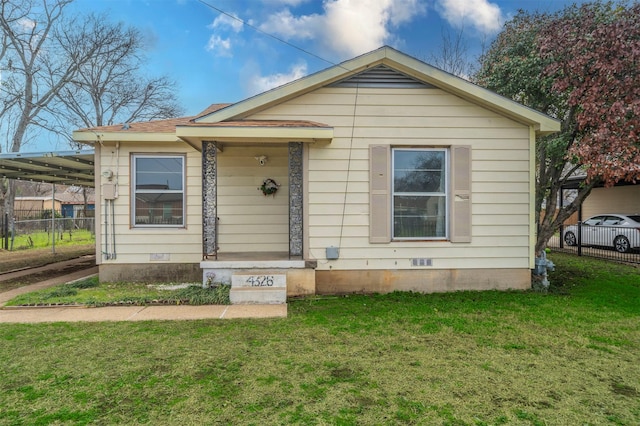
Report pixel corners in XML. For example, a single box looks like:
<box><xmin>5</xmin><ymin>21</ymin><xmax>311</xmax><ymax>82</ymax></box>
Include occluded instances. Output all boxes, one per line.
<box><xmin>259</xmin><ymin>178</ymin><xmax>280</xmax><ymax>196</ymax></box>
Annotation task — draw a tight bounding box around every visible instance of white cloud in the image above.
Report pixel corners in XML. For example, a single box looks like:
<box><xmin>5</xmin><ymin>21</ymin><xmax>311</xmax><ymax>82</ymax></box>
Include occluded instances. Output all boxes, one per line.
<box><xmin>259</xmin><ymin>9</ymin><xmax>319</xmax><ymax>40</ymax></box>
<box><xmin>436</xmin><ymin>0</ymin><xmax>504</xmax><ymax>34</ymax></box>
<box><xmin>205</xmin><ymin>13</ymin><xmax>243</xmax><ymax>57</ymax></box>
<box><xmin>209</xmin><ymin>13</ymin><xmax>244</xmax><ymax>33</ymax></box>
<box><xmin>206</xmin><ymin>35</ymin><xmax>233</xmax><ymax>57</ymax></box>
<box><xmin>246</xmin><ymin>62</ymin><xmax>308</xmax><ymax>96</ymax></box>
<box><xmin>259</xmin><ymin>0</ymin><xmax>426</xmax><ymax>59</ymax></box>
<box><xmin>17</xmin><ymin>18</ymin><xmax>36</xmax><ymax>31</ymax></box>
<box><xmin>261</xmin><ymin>0</ymin><xmax>310</xmax><ymax>5</ymax></box>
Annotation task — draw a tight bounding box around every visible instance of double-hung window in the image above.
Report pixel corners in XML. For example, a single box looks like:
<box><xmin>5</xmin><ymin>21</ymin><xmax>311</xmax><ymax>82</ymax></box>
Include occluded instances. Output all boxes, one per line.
<box><xmin>132</xmin><ymin>154</ymin><xmax>185</xmax><ymax>227</ymax></box>
<box><xmin>369</xmin><ymin>145</ymin><xmax>471</xmax><ymax>243</ymax></box>
<box><xmin>392</xmin><ymin>148</ymin><xmax>447</xmax><ymax>239</ymax></box>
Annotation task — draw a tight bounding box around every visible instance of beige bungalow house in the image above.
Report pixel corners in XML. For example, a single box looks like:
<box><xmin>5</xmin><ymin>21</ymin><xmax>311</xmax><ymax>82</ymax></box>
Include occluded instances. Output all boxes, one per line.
<box><xmin>73</xmin><ymin>46</ymin><xmax>560</xmax><ymax>300</ymax></box>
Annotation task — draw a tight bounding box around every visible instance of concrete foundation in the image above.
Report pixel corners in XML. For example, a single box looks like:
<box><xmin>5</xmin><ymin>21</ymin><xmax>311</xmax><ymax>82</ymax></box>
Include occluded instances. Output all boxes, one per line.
<box><xmin>315</xmin><ymin>268</ymin><xmax>531</xmax><ymax>294</ymax></box>
<box><xmin>99</xmin><ymin>263</ymin><xmax>201</xmax><ymax>283</ymax></box>
<box><xmin>98</xmin><ymin>262</ymin><xmax>530</xmax><ymax>296</ymax></box>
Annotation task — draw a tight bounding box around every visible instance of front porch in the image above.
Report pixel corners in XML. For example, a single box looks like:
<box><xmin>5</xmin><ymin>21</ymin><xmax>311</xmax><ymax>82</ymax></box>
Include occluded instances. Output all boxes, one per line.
<box><xmin>179</xmin><ymin>121</ymin><xmax>332</xmax><ymax>304</ymax></box>
<box><xmin>200</xmin><ymin>252</ymin><xmax>317</xmax><ymax>304</ymax></box>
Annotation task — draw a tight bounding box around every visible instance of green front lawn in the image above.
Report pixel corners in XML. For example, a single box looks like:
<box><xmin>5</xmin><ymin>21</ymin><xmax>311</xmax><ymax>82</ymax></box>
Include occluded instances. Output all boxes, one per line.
<box><xmin>4</xmin><ymin>277</ymin><xmax>231</xmax><ymax>306</ymax></box>
<box><xmin>0</xmin><ymin>252</ymin><xmax>639</xmax><ymax>425</ymax></box>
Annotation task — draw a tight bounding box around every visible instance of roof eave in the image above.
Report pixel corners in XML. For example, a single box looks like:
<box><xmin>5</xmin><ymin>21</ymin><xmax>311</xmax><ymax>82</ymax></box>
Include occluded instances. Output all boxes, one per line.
<box><xmin>175</xmin><ymin>125</ymin><xmax>334</xmax><ymax>143</ymax></box>
<box><xmin>72</xmin><ymin>130</ymin><xmax>180</xmax><ymax>143</ymax></box>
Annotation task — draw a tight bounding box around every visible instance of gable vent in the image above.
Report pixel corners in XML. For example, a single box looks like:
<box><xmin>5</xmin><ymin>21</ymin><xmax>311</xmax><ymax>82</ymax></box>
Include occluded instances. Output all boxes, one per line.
<box><xmin>330</xmin><ymin>65</ymin><xmax>435</xmax><ymax>89</ymax></box>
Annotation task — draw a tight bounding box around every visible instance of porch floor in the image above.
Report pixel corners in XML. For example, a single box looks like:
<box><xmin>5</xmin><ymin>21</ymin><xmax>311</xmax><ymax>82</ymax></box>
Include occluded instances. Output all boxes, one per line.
<box><xmin>213</xmin><ymin>252</ymin><xmax>301</xmax><ymax>261</ymax></box>
<box><xmin>201</xmin><ymin>252</ymin><xmax>315</xmax><ymax>269</ymax></box>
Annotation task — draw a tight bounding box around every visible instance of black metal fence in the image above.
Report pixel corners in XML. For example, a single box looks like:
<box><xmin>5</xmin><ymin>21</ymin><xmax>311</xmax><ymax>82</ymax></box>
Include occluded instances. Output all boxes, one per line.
<box><xmin>549</xmin><ymin>221</ymin><xmax>640</xmax><ymax>264</ymax></box>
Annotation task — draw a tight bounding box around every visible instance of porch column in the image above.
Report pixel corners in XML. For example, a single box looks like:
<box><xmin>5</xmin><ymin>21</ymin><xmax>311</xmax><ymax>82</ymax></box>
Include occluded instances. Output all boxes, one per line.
<box><xmin>289</xmin><ymin>142</ymin><xmax>303</xmax><ymax>257</ymax></box>
<box><xmin>202</xmin><ymin>141</ymin><xmax>217</xmax><ymax>258</ymax></box>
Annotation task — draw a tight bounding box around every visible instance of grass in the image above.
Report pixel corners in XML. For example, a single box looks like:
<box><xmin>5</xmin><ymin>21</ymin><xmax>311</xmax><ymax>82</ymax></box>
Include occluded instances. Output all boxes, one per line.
<box><xmin>5</xmin><ymin>229</ymin><xmax>94</xmax><ymax>251</ymax></box>
<box><xmin>4</xmin><ymin>277</ymin><xmax>231</xmax><ymax>306</ymax></box>
<box><xmin>0</xmin><ymin>252</ymin><xmax>639</xmax><ymax>425</ymax></box>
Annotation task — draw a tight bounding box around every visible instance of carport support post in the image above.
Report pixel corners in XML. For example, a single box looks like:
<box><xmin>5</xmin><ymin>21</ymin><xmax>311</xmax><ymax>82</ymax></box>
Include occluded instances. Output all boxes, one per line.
<box><xmin>577</xmin><ymin>204</ymin><xmax>583</xmax><ymax>257</ymax></box>
<box><xmin>3</xmin><ymin>213</ymin><xmax>7</xmax><ymax>250</ymax></box>
<box><xmin>51</xmin><ymin>183</ymin><xmax>56</xmax><ymax>255</ymax></box>
<box><xmin>559</xmin><ymin>186</ymin><xmax>564</xmax><ymax>248</ymax></box>
<box><xmin>577</xmin><ymin>221</ymin><xmax>582</xmax><ymax>257</ymax></box>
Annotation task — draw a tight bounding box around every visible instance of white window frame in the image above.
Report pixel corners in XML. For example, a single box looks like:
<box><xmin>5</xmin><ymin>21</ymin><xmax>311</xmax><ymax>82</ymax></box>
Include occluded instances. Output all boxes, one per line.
<box><xmin>131</xmin><ymin>154</ymin><xmax>186</xmax><ymax>228</ymax></box>
<box><xmin>391</xmin><ymin>147</ymin><xmax>449</xmax><ymax>240</ymax></box>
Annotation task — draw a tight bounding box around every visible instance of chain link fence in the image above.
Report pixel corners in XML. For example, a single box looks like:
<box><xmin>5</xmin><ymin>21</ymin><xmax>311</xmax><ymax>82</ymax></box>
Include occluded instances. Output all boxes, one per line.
<box><xmin>2</xmin><ymin>212</ymin><xmax>95</xmax><ymax>251</ymax></box>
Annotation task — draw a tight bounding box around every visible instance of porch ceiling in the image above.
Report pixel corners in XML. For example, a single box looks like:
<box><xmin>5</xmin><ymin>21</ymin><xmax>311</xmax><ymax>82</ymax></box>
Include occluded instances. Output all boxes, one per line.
<box><xmin>176</xmin><ymin>120</ymin><xmax>333</xmax><ymax>150</ymax></box>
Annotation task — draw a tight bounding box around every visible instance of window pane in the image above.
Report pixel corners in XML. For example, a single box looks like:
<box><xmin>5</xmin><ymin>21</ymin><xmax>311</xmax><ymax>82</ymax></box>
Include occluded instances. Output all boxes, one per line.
<box><xmin>393</xmin><ymin>195</ymin><xmax>446</xmax><ymax>238</ymax></box>
<box><xmin>136</xmin><ymin>157</ymin><xmax>183</xmax><ymax>190</ymax></box>
<box><xmin>394</xmin><ymin>150</ymin><xmax>445</xmax><ymax>193</ymax></box>
<box><xmin>135</xmin><ymin>192</ymin><xmax>184</xmax><ymax>225</ymax></box>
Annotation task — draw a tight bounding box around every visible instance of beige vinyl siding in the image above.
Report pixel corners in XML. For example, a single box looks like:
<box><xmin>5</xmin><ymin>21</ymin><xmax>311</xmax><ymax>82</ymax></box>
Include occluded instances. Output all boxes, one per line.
<box><xmin>96</xmin><ymin>142</ymin><xmax>203</xmax><ymax>264</ymax></box>
<box><xmin>583</xmin><ymin>186</ymin><xmax>640</xmax><ymax>219</ymax></box>
<box><xmin>251</xmin><ymin>86</ymin><xmax>532</xmax><ymax>270</ymax></box>
<box><xmin>216</xmin><ymin>145</ymin><xmax>289</xmax><ymax>253</ymax></box>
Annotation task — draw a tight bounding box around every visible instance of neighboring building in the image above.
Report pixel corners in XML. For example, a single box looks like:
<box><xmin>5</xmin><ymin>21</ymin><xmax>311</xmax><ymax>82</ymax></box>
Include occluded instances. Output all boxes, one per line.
<box><xmin>561</xmin><ymin>179</ymin><xmax>640</xmax><ymax>222</ymax></box>
<box><xmin>581</xmin><ymin>183</ymin><xmax>640</xmax><ymax>219</ymax></box>
<box><xmin>13</xmin><ymin>197</ymin><xmax>62</xmax><ymax>219</ymax></box>
<box><xmin>14</xmin><ymin>187</ymin><xmax>95</xmax><ymax>219</ymax></box>
<box><xmin>73</xmin><ymin>46</ymin><xmax>560</xmax><ymax>296</ymax></box>
<box><xmin>56</xmin><ymin>187</ymin><xmax>96</xmax><ymax>218</ymax></box>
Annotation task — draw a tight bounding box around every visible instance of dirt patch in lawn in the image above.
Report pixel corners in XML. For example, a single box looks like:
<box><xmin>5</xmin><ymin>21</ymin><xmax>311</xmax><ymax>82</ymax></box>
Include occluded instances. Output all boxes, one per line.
<box><xmin>0</xmin><ymin>246</ymin><xmax>95</xmax><ymax>293</ymax></box>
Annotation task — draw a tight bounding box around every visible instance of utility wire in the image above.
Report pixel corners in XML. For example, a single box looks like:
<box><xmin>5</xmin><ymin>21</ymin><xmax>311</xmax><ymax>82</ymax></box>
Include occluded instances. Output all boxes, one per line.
<box><xmin>196</xmin><ymin>0</ymin><xmax>344</xmax><ymax>69</ymax></box>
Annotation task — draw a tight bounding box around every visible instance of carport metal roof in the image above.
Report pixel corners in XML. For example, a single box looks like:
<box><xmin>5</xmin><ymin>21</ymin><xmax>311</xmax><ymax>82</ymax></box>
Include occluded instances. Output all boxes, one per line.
<box><xmin>0</xmin><ymin>150</ymin><xmax>95</xmax><ymax>187</ymax></box>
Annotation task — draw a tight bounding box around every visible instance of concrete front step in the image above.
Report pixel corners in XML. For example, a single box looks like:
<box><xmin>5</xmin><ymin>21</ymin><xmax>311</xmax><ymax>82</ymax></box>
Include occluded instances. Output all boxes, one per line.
<box><xmin>202</xmin><ymin>261</ymin><xmax>316</xmax><ymax>300</ymax></box>
<box><xmin>230</xmin><ymin>273</ymin><xmax>287</xmax><ymax>304</ymax></box>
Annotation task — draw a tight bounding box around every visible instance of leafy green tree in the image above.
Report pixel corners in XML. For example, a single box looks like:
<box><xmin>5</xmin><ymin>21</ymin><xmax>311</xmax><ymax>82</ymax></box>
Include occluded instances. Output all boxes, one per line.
<box><xmin>474</xmin><ymin>1</ymin><xmax>640</xmax><ymax>254</ymax></box>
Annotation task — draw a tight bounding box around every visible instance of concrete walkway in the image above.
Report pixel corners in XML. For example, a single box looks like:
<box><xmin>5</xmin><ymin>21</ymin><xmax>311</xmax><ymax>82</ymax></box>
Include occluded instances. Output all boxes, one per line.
<box><xmin>0</xmin><ymin>304</ymin><xmax>287</xmax><ymax>323</ymax></box>
<box><xmin>0</xmin><ymin>266</ymin><xmax>287</xmax><ymax>323</ymax></box>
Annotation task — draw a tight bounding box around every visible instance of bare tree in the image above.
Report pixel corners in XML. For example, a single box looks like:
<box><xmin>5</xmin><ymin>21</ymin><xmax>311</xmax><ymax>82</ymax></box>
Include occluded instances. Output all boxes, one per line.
<box><xmin>54</xmin><ymin>14</ymin><xmax>183</xmax><ymax>136</ymax></box>
<box><xmin>0</xmin><ymin>1</ymin><xmax>184</xmax><ymax>218</ymax></box>
<box><xmin>1</xmin><ymin>0</ymin><xmax>81</xmax><ymax>217</ymax></box>
<box><xmin>427</xmin><ymin>27</ymin><xmax>473</xmax><ymax>78</ymax></box>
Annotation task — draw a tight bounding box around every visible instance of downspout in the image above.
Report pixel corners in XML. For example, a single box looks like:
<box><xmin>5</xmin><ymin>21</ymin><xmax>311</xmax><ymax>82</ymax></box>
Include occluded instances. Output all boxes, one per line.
<box><xmin>108</xmin><ymin>141</ymin><xmax>120</xmax><ymax>260</ymax></box>
<box><xmin>111</xmin><ymin>198</ymin><xmax>116</xmax><ymax>259</ymax></box>
<box><xmin>104</xmin><ymin>197</ymin><xmax>109</xmax><ymax>259</ymax></box>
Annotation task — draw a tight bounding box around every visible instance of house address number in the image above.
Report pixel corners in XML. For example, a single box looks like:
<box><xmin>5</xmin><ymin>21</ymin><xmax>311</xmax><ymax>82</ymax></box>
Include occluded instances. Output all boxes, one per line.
<box><xmin>232</xmin><ymin>274</ymin><xmax>286</xmax><ymax>288</ymax></box>
<box><xmin>246</xmin><ymin>275</ymin><xmax>274</xmax><ymax>287</ymax></box>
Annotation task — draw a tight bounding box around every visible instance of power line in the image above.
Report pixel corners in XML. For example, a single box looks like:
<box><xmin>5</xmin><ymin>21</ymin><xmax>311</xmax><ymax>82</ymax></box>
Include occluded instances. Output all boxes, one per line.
<box><xmin>196</xmin><ymin>0</ymin><xmax>341</xmax><ymax>68</ymax></box>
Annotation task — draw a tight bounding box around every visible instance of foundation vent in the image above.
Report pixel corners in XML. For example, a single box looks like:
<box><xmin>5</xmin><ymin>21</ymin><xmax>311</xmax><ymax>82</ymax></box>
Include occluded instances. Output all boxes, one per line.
<box><xmin>411</xmin><ymin>258</ymin><xmax>433</xmax><ymax>267</ymax></box>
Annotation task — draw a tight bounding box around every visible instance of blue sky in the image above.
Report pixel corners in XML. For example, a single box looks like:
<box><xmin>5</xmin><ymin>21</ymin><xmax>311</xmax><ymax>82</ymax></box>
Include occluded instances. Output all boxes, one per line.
<box><xmin>68</xmin><ymin>0</ymin><xmax>580</xmax><ymax>117</ymax></box>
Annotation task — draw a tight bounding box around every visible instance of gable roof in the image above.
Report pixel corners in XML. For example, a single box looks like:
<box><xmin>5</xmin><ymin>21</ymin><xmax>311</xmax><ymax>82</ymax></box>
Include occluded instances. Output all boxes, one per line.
<box><xmin>196</xmin><ymin>46</ymin><xmax>560</xmax><ymax>136</ymax></box>
<box><xmin>73</xmin><ymin>46</ymin><xmax>561</xmax><ymax>147</ymax></box>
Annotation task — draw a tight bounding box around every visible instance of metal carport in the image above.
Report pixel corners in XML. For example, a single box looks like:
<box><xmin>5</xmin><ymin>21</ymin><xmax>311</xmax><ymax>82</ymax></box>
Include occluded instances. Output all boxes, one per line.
<box><xmin>0</xmin><ymin>150</ymin><xmax>95</xmax><ymax>187</ymax></box>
